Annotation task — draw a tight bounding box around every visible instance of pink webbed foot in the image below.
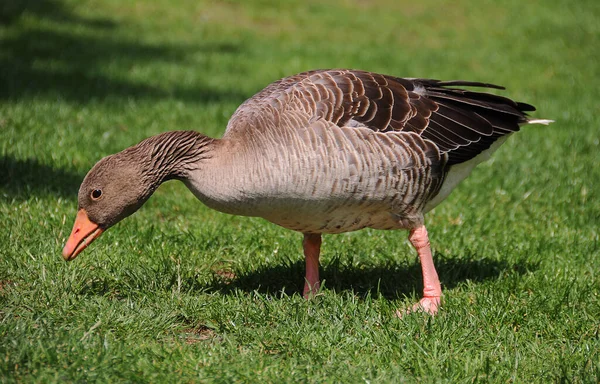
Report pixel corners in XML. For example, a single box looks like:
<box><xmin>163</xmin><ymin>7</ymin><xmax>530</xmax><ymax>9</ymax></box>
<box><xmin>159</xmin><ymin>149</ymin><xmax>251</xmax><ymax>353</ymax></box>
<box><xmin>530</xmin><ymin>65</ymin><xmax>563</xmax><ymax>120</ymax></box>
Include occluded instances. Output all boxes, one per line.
<box><xmin>396</xmin><ymin>296</ymin><xmax>441</xmax><ymax>317</ymax></box>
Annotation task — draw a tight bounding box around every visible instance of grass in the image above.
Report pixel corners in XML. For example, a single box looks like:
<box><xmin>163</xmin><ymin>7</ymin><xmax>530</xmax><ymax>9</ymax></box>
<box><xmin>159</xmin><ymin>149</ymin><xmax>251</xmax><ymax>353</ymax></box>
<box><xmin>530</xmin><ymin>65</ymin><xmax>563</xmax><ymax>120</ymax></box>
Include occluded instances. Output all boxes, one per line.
<box><xmin>1</xmin><ymin>0</ymin><xmax>599</xmax><ymax>382</ymax></box>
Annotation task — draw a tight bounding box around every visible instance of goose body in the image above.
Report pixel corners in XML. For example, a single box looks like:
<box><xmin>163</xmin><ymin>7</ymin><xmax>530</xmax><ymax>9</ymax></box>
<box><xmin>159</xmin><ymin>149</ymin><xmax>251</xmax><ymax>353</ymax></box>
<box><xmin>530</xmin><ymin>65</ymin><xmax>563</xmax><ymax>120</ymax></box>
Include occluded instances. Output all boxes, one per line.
<box><xmin>63</xmin><ymin>69</ymin><xmax>551</xmax><ymax>315</ymax></box>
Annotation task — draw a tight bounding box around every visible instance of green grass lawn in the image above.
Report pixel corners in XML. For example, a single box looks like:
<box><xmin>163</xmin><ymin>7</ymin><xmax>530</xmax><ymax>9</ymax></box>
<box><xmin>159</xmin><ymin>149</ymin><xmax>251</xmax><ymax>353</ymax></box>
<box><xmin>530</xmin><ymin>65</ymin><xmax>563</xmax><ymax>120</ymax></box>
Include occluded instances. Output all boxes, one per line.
<box><xmin>1</xmin><ymin>0</ymin><xmax>599</xmax><ymax>382</ymax></box>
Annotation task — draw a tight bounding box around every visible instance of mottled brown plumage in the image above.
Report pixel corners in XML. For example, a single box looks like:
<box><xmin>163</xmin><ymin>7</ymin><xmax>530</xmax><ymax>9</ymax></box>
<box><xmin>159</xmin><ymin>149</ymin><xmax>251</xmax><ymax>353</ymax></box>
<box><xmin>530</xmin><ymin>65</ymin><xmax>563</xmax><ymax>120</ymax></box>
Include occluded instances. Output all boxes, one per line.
<box><xmin>63</xmin><ymin>69</ymin><xmax>551</xmax><ymax>315</ymax></box>
<box><xmin>227</xmin><ymin>70</ymin><xmax>535</xmax><ymax>166</ymax></box>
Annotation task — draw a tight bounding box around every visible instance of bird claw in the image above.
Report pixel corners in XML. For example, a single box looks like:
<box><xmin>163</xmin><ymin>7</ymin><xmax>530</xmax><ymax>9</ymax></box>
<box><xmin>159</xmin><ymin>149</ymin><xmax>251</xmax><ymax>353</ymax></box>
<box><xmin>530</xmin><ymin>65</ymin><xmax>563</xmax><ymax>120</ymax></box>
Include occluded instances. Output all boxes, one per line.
<box><xmin>396</xmin><ymin>296</ymin><xmax>441</xmax><ymax>317</ymax></box>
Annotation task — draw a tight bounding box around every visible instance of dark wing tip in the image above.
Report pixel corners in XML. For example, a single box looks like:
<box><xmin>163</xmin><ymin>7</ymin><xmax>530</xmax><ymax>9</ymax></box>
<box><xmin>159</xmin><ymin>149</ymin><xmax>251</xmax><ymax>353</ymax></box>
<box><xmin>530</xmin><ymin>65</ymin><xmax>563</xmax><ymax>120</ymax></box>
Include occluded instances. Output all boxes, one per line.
<box><xmin>408</xmin><ymin>78</ymin><xmax>539</xmax><ymax>166</ymax></box>
<box><xmin>433</xmin><ymin>80</ymin><xmax>506</xmax><ymax>90</ymax></box>
<box><xmin>516</xmin><ymin>101</ymin><xmax>536</xmax><ymax>112</ymax></box>
<box><xmin>420</xmin><ymin>79</ymin><xmax>537</xmax><ymax>114</ymax></box>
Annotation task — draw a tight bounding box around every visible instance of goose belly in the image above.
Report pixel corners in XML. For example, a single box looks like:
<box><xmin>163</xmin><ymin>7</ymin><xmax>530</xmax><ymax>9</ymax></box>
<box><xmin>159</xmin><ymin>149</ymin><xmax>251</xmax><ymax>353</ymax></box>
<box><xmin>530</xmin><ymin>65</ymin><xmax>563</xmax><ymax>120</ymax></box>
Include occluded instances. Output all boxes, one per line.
<box><xmin>260</xmin><ymin>199</ymin><xmax>418</xmax><ymax>234</ymax></box>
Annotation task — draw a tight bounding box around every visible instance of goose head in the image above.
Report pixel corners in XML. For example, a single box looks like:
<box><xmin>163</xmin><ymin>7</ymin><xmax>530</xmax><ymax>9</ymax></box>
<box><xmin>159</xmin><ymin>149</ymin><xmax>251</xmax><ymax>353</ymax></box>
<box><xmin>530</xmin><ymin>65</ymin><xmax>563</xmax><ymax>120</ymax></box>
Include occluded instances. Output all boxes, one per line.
<box><xmin>62</xmin><ymin>151</ymin><xmax>152</xmax><ymax>261</ymax></box>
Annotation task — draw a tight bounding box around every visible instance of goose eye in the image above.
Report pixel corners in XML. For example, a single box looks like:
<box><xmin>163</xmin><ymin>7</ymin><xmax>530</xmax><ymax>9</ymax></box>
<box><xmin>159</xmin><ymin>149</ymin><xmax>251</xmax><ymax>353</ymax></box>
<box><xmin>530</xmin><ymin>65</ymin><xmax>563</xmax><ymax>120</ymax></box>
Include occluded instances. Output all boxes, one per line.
<box><xmin>91</xmin><ymin>189</ymin><xmax>103</xmax><ymax>200</ymax></box>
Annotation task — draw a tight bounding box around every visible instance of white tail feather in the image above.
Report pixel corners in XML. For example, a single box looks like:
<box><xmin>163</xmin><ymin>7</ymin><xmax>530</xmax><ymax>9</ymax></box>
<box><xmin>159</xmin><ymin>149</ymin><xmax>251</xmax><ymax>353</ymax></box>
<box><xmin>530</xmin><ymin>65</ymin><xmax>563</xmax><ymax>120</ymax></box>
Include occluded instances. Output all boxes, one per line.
<box><xmin>527</xmin><ymin>119</ymin><xmax>554</xmax><ymax>125</ymax></box>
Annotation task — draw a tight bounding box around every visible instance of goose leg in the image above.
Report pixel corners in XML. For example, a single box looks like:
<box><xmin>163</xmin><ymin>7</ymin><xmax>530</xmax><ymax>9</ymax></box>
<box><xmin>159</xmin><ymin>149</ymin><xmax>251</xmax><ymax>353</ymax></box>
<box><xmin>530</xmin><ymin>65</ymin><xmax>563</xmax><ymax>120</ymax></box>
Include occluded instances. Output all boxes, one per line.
<box><xmin>303</xmin><ymin>233</ymin><xmax>322</xmax><ymax>298</ymax></box>
<box><xmin>398</xmin><ymin>225</ymin><xmax>442</xmax><ymax>316</ymax></box>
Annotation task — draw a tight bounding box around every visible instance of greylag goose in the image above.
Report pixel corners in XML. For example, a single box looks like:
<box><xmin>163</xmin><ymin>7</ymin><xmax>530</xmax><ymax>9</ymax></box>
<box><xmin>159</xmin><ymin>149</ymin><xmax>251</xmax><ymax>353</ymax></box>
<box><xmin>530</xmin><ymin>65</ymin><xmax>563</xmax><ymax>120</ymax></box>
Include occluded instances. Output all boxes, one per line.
<box><xmin>62</xmin><ymin>69</ymin><xmax>551</xmax><ymax>315</ymax></box>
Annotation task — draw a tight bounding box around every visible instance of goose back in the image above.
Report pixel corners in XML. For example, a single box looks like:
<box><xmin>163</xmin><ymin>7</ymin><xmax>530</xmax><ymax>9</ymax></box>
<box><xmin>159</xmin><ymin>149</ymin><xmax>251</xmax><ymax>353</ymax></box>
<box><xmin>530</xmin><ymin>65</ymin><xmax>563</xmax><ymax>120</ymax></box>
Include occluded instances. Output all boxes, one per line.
<box><xmin>225</xmin><ymin>69</ymin><xmax>533</xmax><ymax>165</ymax></box>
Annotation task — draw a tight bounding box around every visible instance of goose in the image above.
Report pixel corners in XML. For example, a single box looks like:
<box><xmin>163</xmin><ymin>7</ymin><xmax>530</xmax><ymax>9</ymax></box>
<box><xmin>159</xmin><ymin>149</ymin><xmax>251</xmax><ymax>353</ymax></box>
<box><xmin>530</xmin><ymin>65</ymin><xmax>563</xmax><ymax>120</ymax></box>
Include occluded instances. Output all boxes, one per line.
<box><xmin>62</xmin><ymin>69</ymin><xmax>551</xmax><ymax>315</ymax></box>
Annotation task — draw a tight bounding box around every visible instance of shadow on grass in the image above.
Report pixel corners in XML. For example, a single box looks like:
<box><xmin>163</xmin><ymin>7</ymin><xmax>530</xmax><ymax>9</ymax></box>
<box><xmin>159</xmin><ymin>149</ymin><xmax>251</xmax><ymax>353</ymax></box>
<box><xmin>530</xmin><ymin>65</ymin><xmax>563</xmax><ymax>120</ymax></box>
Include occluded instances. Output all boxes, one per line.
<box><xmin>74</xmin><ymin>251</ymin><xmax>538</xmax><ymax>303</ymax></box>
<box><xmin>0</xmin><ymin>0</ymin><xmax>109</xmax><ymax>26</ymax></box>
<box><xmin>72</xmin><ymin>238</ymin><xmax>539</xmax><ymax>301</ymax></box>
<box><xmin>210</xmin><ymin>252</ymin><xmax>539</xmax><ymax>300</ymax></box>
<box><xmin>0</xmin><ymin>0</ymin><xmax>247</xmax><ymax>103</ymax></box>
<box><xmin>0</xmin><ymin>156</ymin><xmax>83</xmax><ymax>200</ymax></box>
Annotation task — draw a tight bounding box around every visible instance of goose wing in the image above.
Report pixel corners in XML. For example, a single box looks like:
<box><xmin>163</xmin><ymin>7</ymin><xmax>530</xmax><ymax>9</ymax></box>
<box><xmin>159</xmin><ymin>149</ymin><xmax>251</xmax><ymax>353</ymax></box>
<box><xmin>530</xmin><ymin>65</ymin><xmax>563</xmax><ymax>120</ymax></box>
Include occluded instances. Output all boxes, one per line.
<box><xmin>226</xmin><ymin>69</ymin><xmax>535</xmax><ymax>166</ymax></box>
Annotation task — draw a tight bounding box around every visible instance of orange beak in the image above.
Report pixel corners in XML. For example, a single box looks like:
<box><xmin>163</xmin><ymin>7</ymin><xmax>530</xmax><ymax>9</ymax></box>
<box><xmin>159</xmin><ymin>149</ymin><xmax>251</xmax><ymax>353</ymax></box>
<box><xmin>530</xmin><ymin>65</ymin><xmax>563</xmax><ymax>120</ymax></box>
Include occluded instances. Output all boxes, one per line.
<box><xmin>62</xmin><ymin>209</ymin><xmax>104</xmax><ymax>261</ymax></box>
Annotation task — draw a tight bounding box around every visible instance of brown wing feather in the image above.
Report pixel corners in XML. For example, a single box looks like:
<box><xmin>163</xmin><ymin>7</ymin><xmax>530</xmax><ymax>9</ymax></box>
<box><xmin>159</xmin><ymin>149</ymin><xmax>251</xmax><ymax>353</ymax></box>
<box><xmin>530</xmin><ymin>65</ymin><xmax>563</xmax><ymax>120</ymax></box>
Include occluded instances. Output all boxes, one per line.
<box><xmin>226</xmin><ymin>69</ymin><xmax>535</xmax><ymax>166</ymax></box>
